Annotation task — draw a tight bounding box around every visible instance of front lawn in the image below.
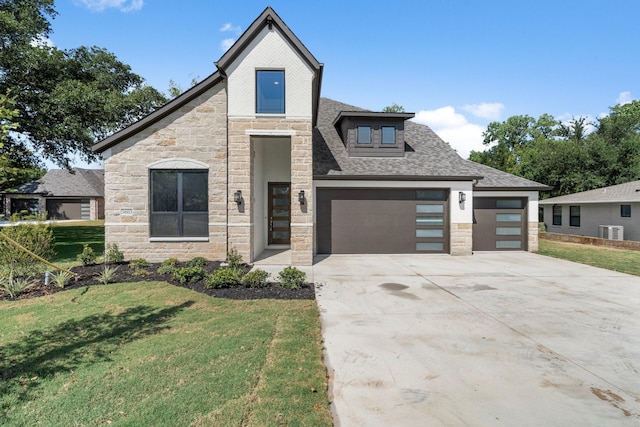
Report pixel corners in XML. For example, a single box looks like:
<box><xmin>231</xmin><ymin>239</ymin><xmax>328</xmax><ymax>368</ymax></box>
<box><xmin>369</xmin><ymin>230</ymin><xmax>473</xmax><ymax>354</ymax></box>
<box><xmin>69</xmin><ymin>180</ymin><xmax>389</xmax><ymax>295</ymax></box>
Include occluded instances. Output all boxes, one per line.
<box><xmin>50</xmin><ymin>220</ymin><xmax>105</xmax><ymax>267</ymax></box>
<box><xmin>537</xmin><ymin>239</ymin><xmax>640</xmax><ymax>276</ymax></box>
<box><xmin>0</xmin><ymin>282</ymin><xmax>332</xmax><ymax>426</ymax></box>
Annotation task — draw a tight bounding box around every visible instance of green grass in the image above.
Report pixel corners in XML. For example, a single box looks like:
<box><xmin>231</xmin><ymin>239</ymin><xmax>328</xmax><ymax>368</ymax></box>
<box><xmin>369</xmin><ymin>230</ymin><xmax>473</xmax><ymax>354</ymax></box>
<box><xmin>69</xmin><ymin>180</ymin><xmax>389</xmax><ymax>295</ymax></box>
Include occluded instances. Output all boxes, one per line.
<box><xmin>537</xmin><ymin>239</ymin><xmax>640</xmax><ymax>276</ymax></box>
<box><xmin>50</xmin><ymin>221</ymin><xmax>104</xmax><ymax>267</ymax></box>
<box><xmin>0</xmin><ymin>282</ymin><xmax>332</xmax><ymax>426</ymax></box>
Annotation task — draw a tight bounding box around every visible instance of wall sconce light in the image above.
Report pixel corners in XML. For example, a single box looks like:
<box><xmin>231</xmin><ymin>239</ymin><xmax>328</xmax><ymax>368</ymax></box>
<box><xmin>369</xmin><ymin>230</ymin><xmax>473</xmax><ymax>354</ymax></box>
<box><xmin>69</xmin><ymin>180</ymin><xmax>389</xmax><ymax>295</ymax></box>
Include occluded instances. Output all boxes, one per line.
<box><xmin>298</xmin><ymin>190</ymin><xmax>305</xmax><ymax>205</ymax></box>
<box><xmin>458</xmin><ymin>191</ymin><xmax>466</xmax><ymax>204</ymax></box>
<box><xmin>233</xmin><ymin>190</ymin><xmax>242</xmax><ymax>205</ymax></box>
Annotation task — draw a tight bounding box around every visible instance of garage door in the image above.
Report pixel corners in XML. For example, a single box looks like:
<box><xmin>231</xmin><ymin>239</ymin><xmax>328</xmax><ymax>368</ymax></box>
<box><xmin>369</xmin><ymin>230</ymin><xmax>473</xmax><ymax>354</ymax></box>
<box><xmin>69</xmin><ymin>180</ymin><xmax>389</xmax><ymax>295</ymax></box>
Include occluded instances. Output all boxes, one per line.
<box><xmin>317</xmin><ymin>189</ymin><xmax>449</xmax><ymax>254</ymax></box>
<box><xmin>473</xmin><ymin>197</ymin><xmax>527</xmax><ymax>251</ymax></box>
<box><xmin>46</xmin><ymin>199</ymin><xmax>90</xmax><ymax>220</ymax></box>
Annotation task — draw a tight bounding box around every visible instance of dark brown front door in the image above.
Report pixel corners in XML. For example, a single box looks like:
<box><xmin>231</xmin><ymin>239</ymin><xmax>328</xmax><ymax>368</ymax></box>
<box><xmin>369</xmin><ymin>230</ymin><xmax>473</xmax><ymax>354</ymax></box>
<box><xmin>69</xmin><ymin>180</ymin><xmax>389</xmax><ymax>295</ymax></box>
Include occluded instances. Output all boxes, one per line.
<box><xmin>268</xmin><ymin>183</ymin><xmax>291</xmax><ymax>245</ymax></box>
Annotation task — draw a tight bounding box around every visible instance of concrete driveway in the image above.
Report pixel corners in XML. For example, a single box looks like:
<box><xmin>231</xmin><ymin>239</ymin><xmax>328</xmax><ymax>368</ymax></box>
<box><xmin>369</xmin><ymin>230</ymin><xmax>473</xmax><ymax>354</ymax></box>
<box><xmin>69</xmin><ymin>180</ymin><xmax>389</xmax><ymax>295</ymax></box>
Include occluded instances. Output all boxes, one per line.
<box><xmin>313</xmin><ymin>252</ymin><xmax>640</xmax><ymax>426</ymax></box>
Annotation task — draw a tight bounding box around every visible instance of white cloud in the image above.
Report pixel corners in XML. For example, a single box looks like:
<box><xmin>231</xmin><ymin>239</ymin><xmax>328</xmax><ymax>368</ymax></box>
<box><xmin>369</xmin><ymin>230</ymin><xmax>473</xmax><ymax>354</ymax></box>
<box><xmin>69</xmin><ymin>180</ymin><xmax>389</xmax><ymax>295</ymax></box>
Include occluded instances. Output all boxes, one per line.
<box><xmin>75</xmin><ymin>0</ymin><xmax>143</xmax><ymax>12</ymax></box>
<box><xmin>461</xmin><ymin>102</ymin><xmax>504</xmax><ymax>120</ymax></box>
<box><xmin>220</xmin><ymin>23</ymin><xmax>241</xmax><ymax>33</ymax></box>
<box><xmin>413</xmin><ymin>106</ymin><xmax>485</xmax><ymax>159</ymax></box>
<box><xmin>617</xmin><ymin>91</ymin><xmax>633</xmax><ymax>105</ymax></box>
<box><xmin>220</xmin><ymin>38</ymin><xmax>236</xmax><ymax>51</ymax></box>
<box><xmin>30</xmin><ymin>35</ymin><xmax>54</xmax><ymax>48</ymax></box>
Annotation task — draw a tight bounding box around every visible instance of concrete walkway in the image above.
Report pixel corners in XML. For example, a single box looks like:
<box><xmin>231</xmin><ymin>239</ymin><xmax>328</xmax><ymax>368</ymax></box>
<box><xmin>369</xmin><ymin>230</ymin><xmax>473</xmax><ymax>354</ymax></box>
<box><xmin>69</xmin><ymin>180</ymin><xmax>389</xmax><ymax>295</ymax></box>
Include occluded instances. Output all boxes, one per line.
<box><xmin>314</xmin><ymin>252</ymin><xmax>640</xmax><ymax>426</ymax></box>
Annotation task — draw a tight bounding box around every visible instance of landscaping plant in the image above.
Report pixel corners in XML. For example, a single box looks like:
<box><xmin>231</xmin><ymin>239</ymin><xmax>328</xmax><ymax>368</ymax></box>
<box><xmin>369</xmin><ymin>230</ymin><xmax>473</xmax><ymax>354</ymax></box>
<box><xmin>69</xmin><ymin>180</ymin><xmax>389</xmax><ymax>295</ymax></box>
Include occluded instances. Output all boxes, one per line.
<box><xmin>226</xmin><ymin>246</ymin><xmax>243</xmax><ymax>269</ymax></box>
<box><xmin>95</xmin><ymin>265</ymin><xmax>119</xmax><ymax>285</ymax></box>
<box><xmin>241</xmin><ymin>269</ymin><xmax>270</xmax><ymax>288</ymax></box>
<box><xmin>204</xmin><ymin>267</ymin><xmax>243</xmax><ymax>289</ymax></box>
<box><xmin>172</xmin><ymin>266</ymin><xmax>207</xmax><ymax>284</ymax></box>
<box><xmin>0</xmin><ymin>216</ymin><xmax>54</xmax><ymax>277</ymax></box>
<box><xmin>77</xmin><ymin>244</ymin><xmax>97</xmax><ymax>266</ymax></box>
<box><xmin>278</xmin><ymin>266</ymin><xmax>306</xmax><ymax>290</ymax></box>
<box><xmin>186</xmin><ymin>256</ymin><xmax>207</xmax><ymax>268</ymax></box>
<box><xmin>51</xmin><ymin>270</ymin><xmax>74</xmax><ymax>288</ymax></box>
<box><xmin>157</xmin><ymin>258</ymin><xmax>179</xmax><ymax>275</ymax></box>
<box><xmin>129</xmin><ymin>258</ymin><xmax>150</xmax><ymax>276</ymax></box>
<box><xmin>104</xmin><ymin>243</ymin><xmax>124</xmax><ymax>264</ymax></box>
<box><xmin>0</xmin><ymin>270</ymin><xmax>35</xmax><ymax>298</ymax></box>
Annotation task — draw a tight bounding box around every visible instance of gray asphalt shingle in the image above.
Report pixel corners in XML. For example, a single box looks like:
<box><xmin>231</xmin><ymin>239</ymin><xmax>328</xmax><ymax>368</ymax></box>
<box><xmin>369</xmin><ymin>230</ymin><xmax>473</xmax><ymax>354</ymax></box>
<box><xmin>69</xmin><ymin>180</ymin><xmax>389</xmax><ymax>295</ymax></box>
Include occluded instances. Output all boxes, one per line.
<box><xmin>7</xmin><ymin>168</ymin><xmax>104</xmax><ymax>197</ymax></box>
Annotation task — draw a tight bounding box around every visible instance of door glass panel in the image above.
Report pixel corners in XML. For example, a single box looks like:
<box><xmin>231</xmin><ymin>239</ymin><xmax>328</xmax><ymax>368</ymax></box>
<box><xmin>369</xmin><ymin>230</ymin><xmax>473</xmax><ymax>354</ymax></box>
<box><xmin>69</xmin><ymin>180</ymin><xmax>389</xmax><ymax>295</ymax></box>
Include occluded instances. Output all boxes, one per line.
<box><xmin>416</xmin><ymin>216</ymin><xmax>444</xmax><ymax>225</ymax></box>
<box><xmin>273</xmin><ymin>187</ymin><xmax>290</xmax><ymax>195</ymax></box>
<box><xmin>273</xmin><ymin>231</ymin><xmax>289</xmax><ymax>239</ymax></box>
<box><xmin>272</xmin><ymin>209</ymin><xmax>289</xmax><ymax>217</ymax></box>
<box><xmin>496</xmin><ymin>240</ymin><xmax>522</xmax><ymax>249</ymax></box>
<box><xmin>416</xmin><ymin>229</ymin><xmax>444</xmax><ymax>238</ymax></box>
<box><xmin>496</xmin><ymin>227</ymin><xmax>521</xmax><ymax>235</ymax></box>
<box><xmin>496</xmin><ymin>199</ymin><xmax>522</xmax><ymax>209</ymax></box>
<box><xmin>496</xmin><ymin>213</ymin><xmax>521</xmax><ymax>222</ymax></box>
<box><xmin>272</xmin><ymin>220</ymin><xmax>289</xmax><ymax>228</ymax></box>
<box><xmin>416</xmin><ymin>204</ymin><xmax>444</xmax><ymax>213</ymax></box>
<box><xmin>273</xmin><ymin>198</ymin><xmax>289</xmax><ymax>207</ymax></box>
<box><xmin>416</xmin><ymin>242</ymin><xmax>444</xmax><ymax>251</ymax></box>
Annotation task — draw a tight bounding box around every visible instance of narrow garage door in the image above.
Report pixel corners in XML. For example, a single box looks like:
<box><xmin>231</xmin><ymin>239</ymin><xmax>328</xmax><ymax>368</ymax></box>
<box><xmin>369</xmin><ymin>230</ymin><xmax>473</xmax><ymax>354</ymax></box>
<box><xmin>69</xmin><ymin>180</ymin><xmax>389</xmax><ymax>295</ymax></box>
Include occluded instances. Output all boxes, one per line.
<box><xmin>316</xmin><ymin>188</ymin><xmax>448</xmax><ymax>254</ymax></box>
<box><xmin>473</xmin><ymin>197</ymin><xmax>527</xmax><ymax>251</ymax></box>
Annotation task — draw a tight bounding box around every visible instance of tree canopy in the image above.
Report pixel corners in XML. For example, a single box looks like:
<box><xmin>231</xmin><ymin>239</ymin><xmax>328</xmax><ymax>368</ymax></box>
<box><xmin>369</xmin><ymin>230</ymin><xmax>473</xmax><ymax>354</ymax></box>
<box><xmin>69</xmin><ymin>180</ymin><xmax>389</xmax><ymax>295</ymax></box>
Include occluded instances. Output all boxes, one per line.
<box><xmin>0</xmin><ymin>0</ymin><xmax>167</xmax><ymax>174</ymax></box>
<box><xmin>470</xmin><ymin>100</ymin><xmax>640</xmax><ymax>198</ymax></box>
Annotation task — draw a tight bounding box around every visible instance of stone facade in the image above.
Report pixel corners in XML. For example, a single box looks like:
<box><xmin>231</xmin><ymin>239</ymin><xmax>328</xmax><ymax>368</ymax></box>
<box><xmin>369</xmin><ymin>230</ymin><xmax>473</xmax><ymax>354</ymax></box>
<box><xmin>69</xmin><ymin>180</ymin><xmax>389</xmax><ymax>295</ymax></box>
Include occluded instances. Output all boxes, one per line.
<box><xmin>450</xmin><ymin>222</ymin><xmax>473</xmax><ymax>255</ymax></box>
<box><xmin>528</xmin><ymin>221</ymin><xmax>539</xmax><ymax>252</ymax></box>
<box><xmin>103</xmin><ymin>85</ymin><xmax>228</xmax><ymax>262</ymax></box>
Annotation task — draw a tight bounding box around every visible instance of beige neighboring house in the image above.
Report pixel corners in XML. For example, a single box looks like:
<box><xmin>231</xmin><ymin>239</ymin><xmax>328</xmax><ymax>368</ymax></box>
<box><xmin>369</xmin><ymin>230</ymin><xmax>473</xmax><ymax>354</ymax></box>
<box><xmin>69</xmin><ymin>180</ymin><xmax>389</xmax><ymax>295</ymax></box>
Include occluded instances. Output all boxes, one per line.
<box><xmin>1</xmin><ymin>168</ymin><xmax>104</xmax><ymax>220</ymax></box>
<box><xmin>92</xmin><ymin>7</ymin><xmax>549</xmax><ymax>265</ymax></box>
<box><xmin>540</xmin><ymin>180</ymin><xmax>640</xmax><ymax>241</ymax></box>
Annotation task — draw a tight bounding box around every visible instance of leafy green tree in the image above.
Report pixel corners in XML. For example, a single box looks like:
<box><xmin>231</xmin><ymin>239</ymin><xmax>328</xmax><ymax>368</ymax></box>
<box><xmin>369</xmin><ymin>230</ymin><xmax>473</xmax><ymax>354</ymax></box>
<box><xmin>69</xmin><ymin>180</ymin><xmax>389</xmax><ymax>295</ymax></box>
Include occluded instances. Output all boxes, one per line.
<box><xmin>0</xmin><ymin>0</ymin><xmax>167</xmax><ymax>169</ymax></box>
<box><xmin>382</xmin><ymin>103</ymin><xmax>405</xmax><ymax>113</ymax></box>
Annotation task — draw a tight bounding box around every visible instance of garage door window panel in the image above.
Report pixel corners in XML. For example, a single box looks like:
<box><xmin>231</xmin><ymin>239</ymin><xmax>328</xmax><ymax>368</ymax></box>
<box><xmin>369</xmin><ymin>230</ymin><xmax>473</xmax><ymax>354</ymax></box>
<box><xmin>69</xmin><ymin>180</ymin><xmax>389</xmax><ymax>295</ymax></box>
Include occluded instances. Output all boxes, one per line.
<box><xmin>496</xmin><ymin>227</ymin><xmax>522</xmax><ymax>235</ymax></box>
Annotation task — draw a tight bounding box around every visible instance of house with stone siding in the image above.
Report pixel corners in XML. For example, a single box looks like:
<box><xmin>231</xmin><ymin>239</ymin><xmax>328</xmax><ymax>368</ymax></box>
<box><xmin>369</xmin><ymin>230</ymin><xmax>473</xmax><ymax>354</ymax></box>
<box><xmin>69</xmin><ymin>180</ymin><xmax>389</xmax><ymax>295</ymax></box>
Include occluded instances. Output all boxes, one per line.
<box><xmin>92</xmin><ymin>7</ymin><xmax>549</xmax><ymax>265</ymax></box>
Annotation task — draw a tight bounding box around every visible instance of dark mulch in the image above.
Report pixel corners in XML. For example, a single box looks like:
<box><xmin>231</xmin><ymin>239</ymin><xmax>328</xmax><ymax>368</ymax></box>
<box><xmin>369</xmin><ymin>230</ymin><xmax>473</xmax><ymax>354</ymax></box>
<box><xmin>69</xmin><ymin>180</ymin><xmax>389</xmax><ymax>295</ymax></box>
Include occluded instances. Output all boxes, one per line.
<box><xmin>1</xmin><ymin>261</ymin><xmax>315</xmax><ymax>302</ymax></box>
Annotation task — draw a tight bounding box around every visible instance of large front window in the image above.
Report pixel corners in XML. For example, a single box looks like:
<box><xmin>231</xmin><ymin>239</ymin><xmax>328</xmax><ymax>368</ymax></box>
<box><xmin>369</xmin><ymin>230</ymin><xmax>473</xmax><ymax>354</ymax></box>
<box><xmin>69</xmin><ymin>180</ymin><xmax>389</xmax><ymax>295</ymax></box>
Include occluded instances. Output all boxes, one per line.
<box><xmin>150</xmin><ymin>170</ymin><xmax>208</xmax><ymax>237</ymax></box>
<box><xmin>256</xmin><ymin>70</ymin><xmax>285</xmax><ymax>114</ymax></box>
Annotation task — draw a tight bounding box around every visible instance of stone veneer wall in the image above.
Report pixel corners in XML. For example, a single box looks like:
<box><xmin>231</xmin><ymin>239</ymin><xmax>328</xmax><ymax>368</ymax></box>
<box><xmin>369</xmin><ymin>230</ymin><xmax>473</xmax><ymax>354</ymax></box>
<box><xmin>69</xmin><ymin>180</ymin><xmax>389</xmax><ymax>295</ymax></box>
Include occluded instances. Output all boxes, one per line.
<box><xmin>528</xmin><ymin>221</ymin><xmax>539</xmax><ymax>252</ymax></box>
<box><xmin>227</xmin><ymin>118</ymin><xmax>314</xmax><ymax>265</ymax></box>
<box><xmin>450</xmin><ymin>222</ymin><xmax>473</xmax><ymax>255</ymax></box>
<box><xmin>103</xmin><ymin>84</ymin><xmax>228</xmax><ymax>262</ymax></box>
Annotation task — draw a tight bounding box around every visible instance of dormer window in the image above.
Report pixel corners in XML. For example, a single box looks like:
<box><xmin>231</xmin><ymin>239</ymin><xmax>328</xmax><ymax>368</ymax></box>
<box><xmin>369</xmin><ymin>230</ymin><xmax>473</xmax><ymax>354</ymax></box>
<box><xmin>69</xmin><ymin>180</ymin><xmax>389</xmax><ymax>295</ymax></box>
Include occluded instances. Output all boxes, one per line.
<box><xmin>333</xmin><ymin>111</ymin><xmax>415</xmax><ymax>157</ymax></box>
<box><xmin>381</xmin><ymin>126</ymin><xmax>395</xmax><ymax>144</ymax></box>
<box><xmin>357</xmin><ymin>126</ymin><xmax>372</xmax><ymax>144</ymax></box>
<box><xmin>256</xmin><ymin>70</ymin><xmax>285</xmax><ymax>114</ymax></box>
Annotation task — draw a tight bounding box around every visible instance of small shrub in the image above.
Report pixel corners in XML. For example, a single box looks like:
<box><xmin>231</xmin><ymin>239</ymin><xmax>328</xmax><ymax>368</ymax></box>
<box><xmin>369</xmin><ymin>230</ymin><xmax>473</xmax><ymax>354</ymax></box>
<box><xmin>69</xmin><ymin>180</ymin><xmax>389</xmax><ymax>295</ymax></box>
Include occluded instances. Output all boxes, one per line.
<box><xmin>0</xmin><ymin>216</ymin><xmax>54</xmax><ymax>276</ymax></box>
<box><xmin>241</xmin><ymin>269</ymin><xmax>270</xmax><ymax>288</ymax></box>
<box><xmin>278</xmin><ymin>266</ymin><xmax>306</xmax><ymax>290</ymax></box>
<box><xmin>95</xmin><ymin>265</ymin><xmax>119</xmax><ymax>285</ymax></box>
<box><xmin>104</xmin><ymin>243</ymin><xmax>125</xmax><ymax>264</ymax></box>
<box><xmin>158</xmin><ymin>258</ymin><xmax>179</xmax><ymax>275</ymax></box>
<box><xmin>226</xmin><ymin>247</ymin><xmax>243</xmax><ymax>269</ymax></box>
<box><xmin>204</xmin><ymin>267</ymin><xmax>243</xmax><ymax>289</ymax></box>
<box><xmin>172</xmin><ymin>266</ymin><xmax>206</xmax><ymax>284</ymax></box>
<box><xmin>0</xmin><ymin>271</ymin><xmax>35</xmax><ymax>298</ymax></box>
<box><xmin>129</xmin><ymin>258</ymin><xmax>149</xmax><ymax>271</ymax></box>
<box><xmin>186</xmin><ymin>256</ymin><xmax>208</xmax><ymax>268</ymax></box>
<box><xmin>51</xmin><ymin>270</ymin><xmax>74</xmax><ymax>288</ymax></box>
<box><xmin>77</xmin><ymin>244</ymin><xmax>97</xmax><ymax>266</ymax></box>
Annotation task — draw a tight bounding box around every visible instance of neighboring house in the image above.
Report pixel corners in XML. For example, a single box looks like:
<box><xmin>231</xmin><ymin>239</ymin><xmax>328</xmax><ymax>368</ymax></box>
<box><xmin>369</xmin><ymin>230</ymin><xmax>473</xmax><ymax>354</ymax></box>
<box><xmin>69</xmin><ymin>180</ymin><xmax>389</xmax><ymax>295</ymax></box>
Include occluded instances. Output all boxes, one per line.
<box><xmin>540</xmin><ymin>180</ymin><xmax>640</xmax><ymax>241</ymax></box>
<box><xmin>92</xmin><ymin>7</ymin><xmax>549</xmax><ymax>265</ymax></box>
<box><xmin>1</xmin><ymin>168</ymin><xmax>105</xmax><ymax>221</ymax></box>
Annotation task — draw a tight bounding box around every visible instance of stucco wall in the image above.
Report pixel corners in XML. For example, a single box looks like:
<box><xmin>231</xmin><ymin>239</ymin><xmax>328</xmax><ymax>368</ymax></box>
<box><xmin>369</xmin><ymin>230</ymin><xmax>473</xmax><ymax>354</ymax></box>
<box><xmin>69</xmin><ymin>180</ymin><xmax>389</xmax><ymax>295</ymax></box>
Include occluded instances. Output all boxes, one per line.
<box><xmin>226</xmin><ymin>26</ymin><xmax>315</xmax><ymax>120</ymax></box>
<box><xmin>542</xmin><ymin>202</ymin><xmax>640</xmax><ymax>241</ymax></box>
<box><xmin>102</xmin><ymin>84</ymin><xmax>228</xmax><ymax>262</ymax></box>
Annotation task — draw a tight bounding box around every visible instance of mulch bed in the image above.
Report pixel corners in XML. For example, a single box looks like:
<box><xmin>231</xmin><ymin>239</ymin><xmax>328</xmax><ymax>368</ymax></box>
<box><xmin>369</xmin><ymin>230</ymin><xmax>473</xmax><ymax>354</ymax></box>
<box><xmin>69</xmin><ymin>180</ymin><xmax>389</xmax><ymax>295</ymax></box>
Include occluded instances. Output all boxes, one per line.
<box><xmin>1</xmin><ymin>261</ymin><xmax>315</xmax><ymax>302</ymax></box>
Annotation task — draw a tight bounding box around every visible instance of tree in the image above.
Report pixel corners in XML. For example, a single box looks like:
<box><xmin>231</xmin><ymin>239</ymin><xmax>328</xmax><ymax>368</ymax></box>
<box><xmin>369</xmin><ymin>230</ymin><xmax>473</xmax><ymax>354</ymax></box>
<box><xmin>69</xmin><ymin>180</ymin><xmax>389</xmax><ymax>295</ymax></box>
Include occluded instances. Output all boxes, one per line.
<box><xmin>382</xmin><ymin>103</ymin><xmax>405</xmax><ymax>113</ymax></box>
<box><xmin>0</xmin><ymin>0</ymin><xmax>167</xmax><ymax>169</ymax></box>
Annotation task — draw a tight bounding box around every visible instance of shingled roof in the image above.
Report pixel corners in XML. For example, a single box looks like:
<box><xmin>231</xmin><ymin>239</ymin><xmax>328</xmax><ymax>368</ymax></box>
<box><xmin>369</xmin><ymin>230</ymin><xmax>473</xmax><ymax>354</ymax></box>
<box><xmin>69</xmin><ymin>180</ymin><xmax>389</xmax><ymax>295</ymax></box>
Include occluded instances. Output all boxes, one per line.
<box><xmin>314</xmin><ymin>98</ymin><xmax>550</xmax><ymax>190</ymax></box>
<box><xmin>539</xmin><ymin>180</ymin><xmax>640</xmax><ymax>204</ymax></box>
<box><xmin>5</xmin><ymin>168</ymin><xmax>104</xmax><ymax>197</ymax></box>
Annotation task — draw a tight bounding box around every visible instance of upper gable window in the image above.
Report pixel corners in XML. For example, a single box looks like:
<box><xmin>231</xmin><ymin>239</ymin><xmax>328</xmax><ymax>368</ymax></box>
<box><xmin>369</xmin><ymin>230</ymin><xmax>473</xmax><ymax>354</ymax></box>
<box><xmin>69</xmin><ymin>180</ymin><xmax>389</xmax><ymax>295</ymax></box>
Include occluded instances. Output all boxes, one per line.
<box><xmin>357</xmin><ymin>126</ymin><xmax>371</xmax><ymax>144</ymax></box>
<box><xmin>381</xmin><ymin>126</ymin><xmax>396</xmax><ymax>144</ymax></box>
<box><xmin>256</xmin><ymin>70</ymin><xmax>285</xmax><ymax>114</ymax></box>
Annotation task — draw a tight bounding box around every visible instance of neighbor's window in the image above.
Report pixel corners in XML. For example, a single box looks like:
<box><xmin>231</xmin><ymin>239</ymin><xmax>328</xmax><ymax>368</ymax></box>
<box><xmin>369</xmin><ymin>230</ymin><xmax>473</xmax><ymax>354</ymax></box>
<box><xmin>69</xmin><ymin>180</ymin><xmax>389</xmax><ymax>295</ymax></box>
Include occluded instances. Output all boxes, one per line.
<box><xmin>357</xmin><ymin>126</ymin><xmax>372</xmax><ymax>144</ymax></box>
<box><xmin>621</xmin><ymin>204</ymin><xmax>631</xmax><ymax>218</ymax></box>
<box><xmin>381</xmin><ymin>126</ymin><xmax>396</xmax><ymax>144</ymax></box>
<box><xmin>256</xmin><ymin>70</ymin><xmax>285</xmax><ymax>114</ymax></box>
<box><xmin>569</xmin><ymin>205</ymin><xmax>580</xmax><ymax>227</ymax></box>
<box><xmin>552</xmin><ymin>205</ymin><xmax>562</xmax><ymax>226</ymax></box>
<box><xmin>150</xmin><ymin>170</ymin><xmax>208</xmax><ymax>238</ymax></box>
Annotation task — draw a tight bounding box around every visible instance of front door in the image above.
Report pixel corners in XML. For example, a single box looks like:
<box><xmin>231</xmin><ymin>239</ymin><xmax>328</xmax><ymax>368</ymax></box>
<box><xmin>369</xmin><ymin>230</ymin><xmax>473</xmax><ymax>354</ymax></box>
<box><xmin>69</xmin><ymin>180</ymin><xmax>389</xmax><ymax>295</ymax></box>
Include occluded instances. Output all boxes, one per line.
<box><xmin>268</xmin><ymin>182</ymin><xmax>291</xmax><ymax>245</ymax></box>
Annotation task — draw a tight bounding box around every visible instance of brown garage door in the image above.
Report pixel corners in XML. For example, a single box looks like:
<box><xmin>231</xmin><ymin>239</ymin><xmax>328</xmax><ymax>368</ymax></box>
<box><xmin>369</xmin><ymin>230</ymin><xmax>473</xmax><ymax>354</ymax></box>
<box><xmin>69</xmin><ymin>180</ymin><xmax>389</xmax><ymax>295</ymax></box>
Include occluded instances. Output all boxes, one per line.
<box><xmin>317</xmin><ymin>188</ymin><xmax>449</xmax><ymax>254</ymax></box>
<box><xmin>473</xmin><ymin>197</ymin><xmax>527</xmax><ymax>251</ymax></box>
<box><xmin>46</xmin><ymin>199</ymin><xmax>90</xmax><ymax>220</ymax></box>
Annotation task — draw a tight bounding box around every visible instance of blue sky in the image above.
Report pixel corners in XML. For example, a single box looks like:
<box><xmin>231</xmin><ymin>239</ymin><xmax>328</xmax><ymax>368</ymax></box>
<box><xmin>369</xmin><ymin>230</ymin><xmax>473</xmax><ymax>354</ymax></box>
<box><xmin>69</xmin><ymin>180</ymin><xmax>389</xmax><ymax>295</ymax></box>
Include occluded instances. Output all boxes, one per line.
<box><xmin>49</xmin><ymin>0</ymin><xmax>640</xmax><ymax>162</ymax></box>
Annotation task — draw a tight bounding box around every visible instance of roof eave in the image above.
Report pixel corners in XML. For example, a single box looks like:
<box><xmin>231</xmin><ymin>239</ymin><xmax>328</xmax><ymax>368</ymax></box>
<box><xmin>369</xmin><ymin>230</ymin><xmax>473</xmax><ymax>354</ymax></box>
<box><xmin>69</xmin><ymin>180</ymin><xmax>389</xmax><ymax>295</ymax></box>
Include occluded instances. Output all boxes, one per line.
<box><xmin>313</xmin><ymin>175</ymin><xmax>483</xmax><ymax>181</ymax></box>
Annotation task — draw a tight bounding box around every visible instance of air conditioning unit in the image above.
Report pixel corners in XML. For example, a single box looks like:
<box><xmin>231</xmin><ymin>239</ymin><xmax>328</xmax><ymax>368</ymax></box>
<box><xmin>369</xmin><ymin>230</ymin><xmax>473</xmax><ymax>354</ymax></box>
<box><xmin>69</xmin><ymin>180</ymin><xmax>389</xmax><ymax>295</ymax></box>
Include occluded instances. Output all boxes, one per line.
<box><xmin>599</xmin><ymin>225</ymin><xmax>624</xmax><ymax>240</ymax></box>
